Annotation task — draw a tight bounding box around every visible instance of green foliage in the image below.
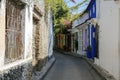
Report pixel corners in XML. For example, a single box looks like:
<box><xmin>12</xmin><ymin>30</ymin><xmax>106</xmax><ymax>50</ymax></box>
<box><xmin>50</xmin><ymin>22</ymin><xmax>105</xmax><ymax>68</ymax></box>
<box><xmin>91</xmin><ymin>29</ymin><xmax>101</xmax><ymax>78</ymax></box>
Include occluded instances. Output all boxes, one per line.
<box><xmin>45</xmin><ymin>0</ymin><xmax>88</xmax><ymax>34</ymax></box>
<box><xmin>70</xmin><ymin>13</ymin><xmax>81</xmax><ymax>21</ymax></box>
<box><xmin>45</xmin><ymin>0</ymin><xmax>71</xmax><ymax>33</ymax></box>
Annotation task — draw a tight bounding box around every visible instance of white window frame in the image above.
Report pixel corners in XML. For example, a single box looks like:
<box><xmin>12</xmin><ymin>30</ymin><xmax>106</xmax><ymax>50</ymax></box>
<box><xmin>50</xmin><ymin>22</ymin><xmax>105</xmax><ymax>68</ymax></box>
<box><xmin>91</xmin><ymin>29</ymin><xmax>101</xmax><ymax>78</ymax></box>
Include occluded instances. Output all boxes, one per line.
<box><xmin>5</xmin><ymin>0</ymin><xmax>25</xmax><ymax>64</ymax></box>
<box><xmin>0</xmin><ymin>0</ymin><xmax>33</xmax><ymax>71</ymax></box>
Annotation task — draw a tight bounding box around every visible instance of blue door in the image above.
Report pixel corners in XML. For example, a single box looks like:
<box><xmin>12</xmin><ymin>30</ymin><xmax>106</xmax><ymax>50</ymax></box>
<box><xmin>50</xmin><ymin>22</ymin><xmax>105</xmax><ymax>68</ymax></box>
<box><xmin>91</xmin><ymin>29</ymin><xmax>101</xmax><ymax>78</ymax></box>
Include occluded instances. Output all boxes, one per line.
<box><xmin>91</xmin><ymin>25</ymin><xmax>96</xmax><ymax>58</ymax></box>
<box><xmin>86</xmin><ymin>25</ymin><xmax>92</xmax><ymax>58</ymax></box>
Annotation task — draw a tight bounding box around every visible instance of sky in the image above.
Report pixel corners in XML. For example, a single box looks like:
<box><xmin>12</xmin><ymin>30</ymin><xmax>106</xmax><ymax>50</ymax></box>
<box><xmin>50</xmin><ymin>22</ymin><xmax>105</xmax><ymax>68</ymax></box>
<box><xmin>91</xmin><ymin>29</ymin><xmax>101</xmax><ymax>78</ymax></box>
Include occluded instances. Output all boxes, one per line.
<box><xmin>65</xmin><ymin>0</ymin><xmax>90</xmax><ymax>15</ymax></box>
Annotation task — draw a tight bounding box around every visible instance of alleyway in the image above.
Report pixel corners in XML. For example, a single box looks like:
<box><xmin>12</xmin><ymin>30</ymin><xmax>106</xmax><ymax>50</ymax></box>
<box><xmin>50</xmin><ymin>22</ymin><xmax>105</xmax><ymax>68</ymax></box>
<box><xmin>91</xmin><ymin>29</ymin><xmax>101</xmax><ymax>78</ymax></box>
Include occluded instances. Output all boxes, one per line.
<box><xmin>42</xmin><ymin>51</ymin><xmax>103</xmax><ymax>80</ymax></box>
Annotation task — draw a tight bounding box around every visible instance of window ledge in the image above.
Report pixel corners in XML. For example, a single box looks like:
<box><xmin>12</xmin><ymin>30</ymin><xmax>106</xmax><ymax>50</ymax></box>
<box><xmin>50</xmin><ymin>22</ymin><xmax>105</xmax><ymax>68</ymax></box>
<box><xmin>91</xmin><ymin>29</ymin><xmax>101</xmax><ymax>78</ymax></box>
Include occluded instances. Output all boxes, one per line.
<box><xmin>0</xmin><ymin>57</ymin><xmax>32</xmax><ymax>72</ymax></box>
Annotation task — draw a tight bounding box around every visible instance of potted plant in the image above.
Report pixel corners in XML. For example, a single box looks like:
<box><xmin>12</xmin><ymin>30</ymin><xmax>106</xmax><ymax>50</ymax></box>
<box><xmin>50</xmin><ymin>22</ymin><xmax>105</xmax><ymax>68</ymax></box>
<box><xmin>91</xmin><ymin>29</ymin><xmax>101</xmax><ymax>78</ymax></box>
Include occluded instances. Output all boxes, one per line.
<box><xmin>85</xmin><ymin>45</ymin><xmax>92</xmax><ymax>58</ymax></box>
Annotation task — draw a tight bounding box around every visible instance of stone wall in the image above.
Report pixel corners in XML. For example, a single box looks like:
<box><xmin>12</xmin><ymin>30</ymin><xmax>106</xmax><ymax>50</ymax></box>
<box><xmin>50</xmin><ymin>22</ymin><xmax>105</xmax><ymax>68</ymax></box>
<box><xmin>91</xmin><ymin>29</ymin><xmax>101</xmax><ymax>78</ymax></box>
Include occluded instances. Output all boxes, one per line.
<box><xmin>0</xmin><ymin>61</ymin><xmax>32</xmax><ymax>80</ymax></box>
<box><xmin>33</xmin><ymin>0</ymin><xmax>49</xmax><ymax>67</ymax></box>
<box><xmin>0</xmin><ymin>0</ymin><xmax>52</xmax><ymax>79</ymax></box>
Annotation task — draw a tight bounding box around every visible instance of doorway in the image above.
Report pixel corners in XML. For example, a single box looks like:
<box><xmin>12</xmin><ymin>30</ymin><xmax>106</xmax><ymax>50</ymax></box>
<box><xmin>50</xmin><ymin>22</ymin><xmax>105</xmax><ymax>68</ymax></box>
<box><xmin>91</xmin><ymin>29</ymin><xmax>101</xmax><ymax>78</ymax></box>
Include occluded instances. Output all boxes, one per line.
<box><xmin>32</xmin><ymin>18</ymin><xmax>40</xmax><ymax>66</ymax></box>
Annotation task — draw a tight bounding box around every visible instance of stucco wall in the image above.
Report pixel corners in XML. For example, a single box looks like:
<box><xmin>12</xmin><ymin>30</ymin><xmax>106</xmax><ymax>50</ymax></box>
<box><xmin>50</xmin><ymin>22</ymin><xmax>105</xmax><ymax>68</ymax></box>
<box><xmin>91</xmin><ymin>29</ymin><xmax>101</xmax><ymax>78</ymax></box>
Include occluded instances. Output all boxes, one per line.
<box><xmin>34</xmin><ymin>0</ymin><xmax>49</xmax><ymax>66</ymax></box>
<box><xmin>96</xmin><ymin>0</ymin><xmax>120</xmax><ymax>79</ymax></box>
<box><xmin>34</xmin><ymin>0</ymin><xmax>49</xmax><ymax>61</ymax></box>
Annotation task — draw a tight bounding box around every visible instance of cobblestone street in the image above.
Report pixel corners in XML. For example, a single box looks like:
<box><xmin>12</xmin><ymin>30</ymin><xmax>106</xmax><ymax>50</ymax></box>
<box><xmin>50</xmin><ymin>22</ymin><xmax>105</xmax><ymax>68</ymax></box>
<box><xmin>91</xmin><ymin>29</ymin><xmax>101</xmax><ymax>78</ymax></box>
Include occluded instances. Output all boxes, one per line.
<box><xmin>42</xmin><ymin>51</ymin><xmax>104</xmax><ymax>80</ymax></box>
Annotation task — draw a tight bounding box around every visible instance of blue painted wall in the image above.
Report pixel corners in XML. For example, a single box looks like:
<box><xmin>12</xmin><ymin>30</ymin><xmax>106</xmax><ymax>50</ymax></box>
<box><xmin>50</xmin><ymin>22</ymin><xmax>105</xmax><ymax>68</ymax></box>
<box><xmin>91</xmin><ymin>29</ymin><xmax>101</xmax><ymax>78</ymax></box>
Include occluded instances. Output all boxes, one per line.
<box><xmin>87</xmin><ymin>24</ymin><xmax>92</xmax><ymax>58</ymax></box>
<box><xmin>87</xmin><ymin>24</ymin><xmax>96</xmax><ymax>59</ymax></box>
<box><xmin>91</xmin><ymin>25</ymin><xmax>96</xmax><ymax>58</ymax></box>
<box><xmin>88</xmin><ymin>0</ymin><xmax>96</xmax><ymax>19</ymax></box>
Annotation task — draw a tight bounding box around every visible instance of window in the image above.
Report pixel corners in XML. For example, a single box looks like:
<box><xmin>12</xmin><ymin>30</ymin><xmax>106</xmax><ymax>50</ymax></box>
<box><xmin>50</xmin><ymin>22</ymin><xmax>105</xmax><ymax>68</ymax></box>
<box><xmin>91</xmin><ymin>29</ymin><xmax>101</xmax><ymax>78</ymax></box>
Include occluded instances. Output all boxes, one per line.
<box><xmin>5</xmin><ymin>0</ymin><xmax>25</xmax><ymax>63</ymax></box>
<box><xmin>93</xmin><ymin>4</ymin><xmax>95</xmax><ymax>14</ymax></box>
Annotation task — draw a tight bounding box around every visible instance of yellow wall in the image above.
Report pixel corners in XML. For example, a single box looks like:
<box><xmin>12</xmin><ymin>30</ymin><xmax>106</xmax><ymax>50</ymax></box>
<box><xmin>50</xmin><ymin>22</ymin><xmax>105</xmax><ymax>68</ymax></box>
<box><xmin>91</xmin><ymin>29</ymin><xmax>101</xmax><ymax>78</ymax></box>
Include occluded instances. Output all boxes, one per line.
<box><xmin>60</xmin><ymin>34</ymin><xmax>65</xmax><ymax>49</ymax></box>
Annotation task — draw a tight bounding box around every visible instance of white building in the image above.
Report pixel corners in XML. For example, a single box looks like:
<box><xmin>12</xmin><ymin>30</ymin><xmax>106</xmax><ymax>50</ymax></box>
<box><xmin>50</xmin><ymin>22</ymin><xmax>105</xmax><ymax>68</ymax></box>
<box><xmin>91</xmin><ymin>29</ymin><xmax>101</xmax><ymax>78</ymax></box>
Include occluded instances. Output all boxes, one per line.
<box><xmin>71</xmin><ymin>12</ymin><xmax>89</xmax><ymax>55</ymax></box>
<box><xmin>95</xmin><ymin>0</ymin><xmax>120</xmax><ymax>80</ymax></box>
<box><xmin>71</xmin><ymin>0</ymin><xmax>120</xmax><ymax>80</ymax></box>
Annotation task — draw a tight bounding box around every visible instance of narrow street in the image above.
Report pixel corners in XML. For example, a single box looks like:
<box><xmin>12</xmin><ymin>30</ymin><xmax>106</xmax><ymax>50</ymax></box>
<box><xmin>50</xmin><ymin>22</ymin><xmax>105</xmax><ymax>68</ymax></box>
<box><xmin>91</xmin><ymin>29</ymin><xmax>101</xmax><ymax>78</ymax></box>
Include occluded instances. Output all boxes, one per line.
<box><xmin>43</xmin><ymin>51</ymin><xmax>103</xmax><ymax>80</ymax></box>
<box><xmin>0</xmin><ymin>0</ymin><xmax>119</xmax><ymax>80</ymax></box>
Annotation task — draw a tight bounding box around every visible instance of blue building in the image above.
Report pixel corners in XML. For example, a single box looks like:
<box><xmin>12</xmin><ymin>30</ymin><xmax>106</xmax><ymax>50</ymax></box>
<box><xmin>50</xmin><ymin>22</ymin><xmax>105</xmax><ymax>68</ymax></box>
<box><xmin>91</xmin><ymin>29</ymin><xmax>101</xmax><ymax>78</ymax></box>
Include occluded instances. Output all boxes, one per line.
<box><xmin>86</xmin><ymin>0</ymin><xmax>97</xmax><ymax>59</ymax></box>
<box><xmin>87</xmin><ymin>0</ymin><xmax>96</xmax><ymax>19</ymax></box>
<box><xmin>71</xmin><ymin>0</ymin><xmax>98</xmax><ymax>59</ymax></box>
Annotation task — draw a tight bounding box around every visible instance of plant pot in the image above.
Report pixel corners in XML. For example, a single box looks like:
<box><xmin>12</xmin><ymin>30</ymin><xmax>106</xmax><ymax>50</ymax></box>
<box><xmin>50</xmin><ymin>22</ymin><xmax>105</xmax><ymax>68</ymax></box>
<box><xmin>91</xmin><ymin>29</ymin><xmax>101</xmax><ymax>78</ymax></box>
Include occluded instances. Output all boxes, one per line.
<box><xmin>86</xmin><ymin>50</ymin><xmax>92</xmax><ymax>58</ymax></box>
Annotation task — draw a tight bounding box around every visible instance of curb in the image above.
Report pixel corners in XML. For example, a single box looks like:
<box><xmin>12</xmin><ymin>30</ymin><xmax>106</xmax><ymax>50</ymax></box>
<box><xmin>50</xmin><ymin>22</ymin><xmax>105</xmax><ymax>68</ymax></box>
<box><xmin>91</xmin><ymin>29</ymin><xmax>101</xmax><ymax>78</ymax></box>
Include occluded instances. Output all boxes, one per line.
<box><xmin>40</xmin><ymin>57</ymin><xmax>56</xmax><ymax>80</ymax></box>
<box><xmin>83</xmin><ymin>58</ymin><xmax>116</xmax><ymax>80</ymax></box>
<box><xmin>31</xmin><ymin>57</ymin><xmax>56</xmax><ymax>80</ymax></box>
<box><xmin>55</xmin><ymin>49</ymin><xmax>116</xmax><ymax>80</ymax></box>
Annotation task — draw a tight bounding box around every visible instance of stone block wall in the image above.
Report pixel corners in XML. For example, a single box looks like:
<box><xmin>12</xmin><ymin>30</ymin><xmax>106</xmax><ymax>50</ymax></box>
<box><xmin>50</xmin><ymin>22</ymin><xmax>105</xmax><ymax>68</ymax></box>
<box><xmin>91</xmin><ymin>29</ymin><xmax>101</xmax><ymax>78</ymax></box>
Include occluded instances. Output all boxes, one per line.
<box><xmin>0</xmin><ymin>62</ymin><xmax>32</xmax><ymax>80</ymax></box>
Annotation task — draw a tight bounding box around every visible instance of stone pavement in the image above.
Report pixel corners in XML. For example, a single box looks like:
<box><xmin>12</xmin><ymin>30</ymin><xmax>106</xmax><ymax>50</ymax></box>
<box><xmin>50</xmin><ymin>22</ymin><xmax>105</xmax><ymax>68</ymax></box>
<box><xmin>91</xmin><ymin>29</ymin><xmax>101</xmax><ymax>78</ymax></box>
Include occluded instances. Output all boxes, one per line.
<box><xmin>42</xmin><ymin>51</ymin><xmax>104</xmax><ymax>80</ymax></box>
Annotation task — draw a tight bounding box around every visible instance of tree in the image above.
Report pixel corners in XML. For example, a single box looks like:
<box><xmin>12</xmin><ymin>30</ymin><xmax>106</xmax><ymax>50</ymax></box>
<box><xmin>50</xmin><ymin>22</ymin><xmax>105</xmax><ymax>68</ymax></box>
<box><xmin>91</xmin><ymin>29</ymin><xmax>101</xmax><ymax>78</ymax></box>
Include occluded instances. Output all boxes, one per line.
<box><xmin>45</xmin><ymin>0</ymin><xmax>71</xmax><ymax>33</ymax></box>
<box><xmin>45</xmin><ymin>0</ymin><xmax>89</xmax><ymax>33</ymax></box>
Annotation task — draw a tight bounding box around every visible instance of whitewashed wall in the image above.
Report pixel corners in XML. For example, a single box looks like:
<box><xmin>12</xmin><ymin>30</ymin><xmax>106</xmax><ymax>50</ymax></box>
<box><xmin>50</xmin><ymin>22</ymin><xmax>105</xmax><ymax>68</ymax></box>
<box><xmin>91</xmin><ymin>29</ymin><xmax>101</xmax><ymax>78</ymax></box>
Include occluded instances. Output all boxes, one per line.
<box><xmin>71</xmin><ymin>28</ymin><xmax>79</xmax><ymax>53</ymax></box>
<box><xmin>72</xmin><ymin>13</ymin><xmax>89</xmax><ymax>28</ymax></box>
<box><xmin>95</xmin><ymin>0</ymin><xmax>120</xmax><ymax>80</ymax></box>
<box><xmin>24</xmin><ymin>3</ymin><xmax>33</xmax><ymax>59</ymax></box>
<box><xmin>77</xmin><ymin>23</ymin><xmax>88</xmax><ymax>55</ymax></box>
<box><xmin>0</xmin><ymin>0</ymin><xmax>5</xmax><ymax>67</ymax></box>
<box><xmin>78</xmin><ymin>28</ymin><xmax>83</xmax><ymax>55</ymax></box>
<box><xmin>48</xmin><ymin>10</ymin><xmax>53</xmax><ymax>58</ymax></box>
